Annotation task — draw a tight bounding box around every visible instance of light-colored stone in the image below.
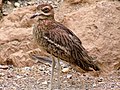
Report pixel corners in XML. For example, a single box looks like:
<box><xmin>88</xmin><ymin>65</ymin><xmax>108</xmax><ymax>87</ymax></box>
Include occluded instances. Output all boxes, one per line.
<box><xmin>14</xmin><ymin>2</ymin><xmax>20</xmax><ymax>7</ymax></box>
<box><xmin>42</xmin><ymin>81</ymin><xmax>48</xmax><ymax>85</ymax></box>
<box><xmin>62</xmin><ymin>67</ymin><xmax>70</xmax><ymax>73</ymax></box>
<box><xmin>67</xmin><ymin>74</ymin><xmax>72</xmax><ymax>79</ymax></box>
<box><xmin>0</xmin><ymin>72</ymin><xmax>5</xmax><ymax>77</ymax></box>
<box><xmin>0</xmin><ymin>65</ymin><xmax>9</xmax><ymax>69</ymax></box>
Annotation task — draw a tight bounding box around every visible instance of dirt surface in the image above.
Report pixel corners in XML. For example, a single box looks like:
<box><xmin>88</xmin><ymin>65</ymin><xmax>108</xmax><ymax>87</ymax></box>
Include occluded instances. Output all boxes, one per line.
<box><xmin>0</xmin><ymin>0</ymin><xmax>120</xmax><ymax>90</ymax></box>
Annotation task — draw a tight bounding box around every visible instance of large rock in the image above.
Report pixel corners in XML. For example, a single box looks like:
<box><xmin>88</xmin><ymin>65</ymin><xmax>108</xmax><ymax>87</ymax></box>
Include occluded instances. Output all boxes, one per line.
<box><xmin>62</xmin><ymin>1</ymin><xmax>120</xmax><ymax>72</ymax></box>
<box><xmin>0</xmin><ymin>5</ymin><xmax>38</xmax><ymax>67</ymax></box>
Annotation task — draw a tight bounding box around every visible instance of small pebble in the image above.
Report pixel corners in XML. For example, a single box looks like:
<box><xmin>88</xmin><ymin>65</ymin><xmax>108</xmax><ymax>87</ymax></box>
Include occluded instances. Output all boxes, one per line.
<box><xmin>11</xmin><ymin>87</ymin><xmax>16</xmax><ymax>90</ymax></box>
<box><xmin>14</xmin><ymin>2</ymin><xmax>20</xmax><ymax>7</ymax></box>
<box><xmin>16</xmin><ymin>75</ymin><xmax>23</xmax><ymax>79</ymax></box>
<box><xmin>23</xmin><ymin>67</ymin><xmax>31</xmax><ymax>71</ymax></box>
<box><xmin>42</xmin><ymin>81</ymin><xmax>48</xmax><ymax>85</ymax></box>
<box><xmin>39</xmin><ymin>66</ymin><xmax>45</xmax><ymax>71</ymax></box>
<box><xmin>63</xmin><ymin>80</ymin><xmax>67</xmax><ymax>83</ymax></box>
<box><xmin>62</xmin><ymin>68</ymin><xmax>70</xmax><ymax>73</ymax></box>
<box><xmin>0</xmin><ymin>73</ymin><xmax>5</xmax><ymax>77</ymax></box>
<box><xmin>93</xmin><ymin>83</ymin><xmax>97</xmax><ymax>87</ymax></box>
<box><xmin>0</xmin><ymin>65</ymin><xmax>9</xmax><ymax>69</ymax></box>
<box><xmin>7</xmin><ymin>74</ymin><xmax>14</xmax><ymax>78</ymax></box>
<box><xmin>27</xmin><ymin>2</ymin><xmax>34</xmax><ymax>5</ymax></box>
<box><xmin>54</xmin><ymin>89</ymin><xmax>60</xmax><ymax>90</ymax></box>
<box><xmin>98</xmin><ymin>77</ymin><xmax>104</xmax><ymax>82</ymax></box>
<box><xmin>67</xmin><ymin>74</ymin><xmax>72</xmax><ymax>79</ymax></box>
<box><xmin>7</xmin><ymin>1</ymin><xmax>12</xmax><ymax>5</ymax></box>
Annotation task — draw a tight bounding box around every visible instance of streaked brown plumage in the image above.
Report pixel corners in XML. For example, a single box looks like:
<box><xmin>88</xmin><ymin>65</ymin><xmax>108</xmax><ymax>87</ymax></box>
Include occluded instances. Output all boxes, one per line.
<box><xmin>31</xmin><ymin>3</ymin><xmax>100</xmax><ymax>90</ymax></box>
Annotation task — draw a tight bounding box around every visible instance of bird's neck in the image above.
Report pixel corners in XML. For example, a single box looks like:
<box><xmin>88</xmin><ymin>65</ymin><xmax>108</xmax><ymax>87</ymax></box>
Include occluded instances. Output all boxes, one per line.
<box><xmin>37</xmin><ymin>18</ymin><xmax>55</xmax><ymax>31</ymax></box>
<box><xmin>38</xmin><ymin>19</ymin><xmax>54</xmax><ymax>26</ymax></box>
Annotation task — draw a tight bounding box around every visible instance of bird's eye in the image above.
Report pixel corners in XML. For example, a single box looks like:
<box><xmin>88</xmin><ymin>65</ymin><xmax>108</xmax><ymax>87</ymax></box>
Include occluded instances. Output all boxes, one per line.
<box><xmin>42</xmin><ymin>8</ymin><xmax>50</xmax><ymax>13</ymax></box>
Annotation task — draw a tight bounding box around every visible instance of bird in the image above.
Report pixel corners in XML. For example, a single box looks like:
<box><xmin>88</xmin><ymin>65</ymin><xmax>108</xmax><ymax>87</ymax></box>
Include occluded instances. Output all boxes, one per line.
<box><xmin>30</xmin><ymin>3</ymin><xmax>100</xmax><ymax>90</ymax></box>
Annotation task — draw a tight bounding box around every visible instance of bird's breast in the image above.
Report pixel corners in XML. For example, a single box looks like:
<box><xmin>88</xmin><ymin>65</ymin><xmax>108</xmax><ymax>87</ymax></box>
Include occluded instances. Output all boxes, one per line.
<box><xmin>33</xmin><ymin>25</ymin><xmax>44</xmax><ymax>45</ymax></box>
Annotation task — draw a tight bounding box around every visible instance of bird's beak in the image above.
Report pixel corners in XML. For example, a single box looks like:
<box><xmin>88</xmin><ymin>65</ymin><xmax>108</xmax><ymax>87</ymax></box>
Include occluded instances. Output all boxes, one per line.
<box><xmin>30</xmin><ymin>12</ymin><xmax>42</xmax><ymax>19</ymax></box>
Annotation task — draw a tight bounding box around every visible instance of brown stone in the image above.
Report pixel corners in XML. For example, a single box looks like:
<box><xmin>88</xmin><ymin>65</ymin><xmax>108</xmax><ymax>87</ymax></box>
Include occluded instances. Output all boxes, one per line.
<box><xmin>0</xmin><ymin>5</ymin><xmax>37</xmax><ymax>67</ymax></box>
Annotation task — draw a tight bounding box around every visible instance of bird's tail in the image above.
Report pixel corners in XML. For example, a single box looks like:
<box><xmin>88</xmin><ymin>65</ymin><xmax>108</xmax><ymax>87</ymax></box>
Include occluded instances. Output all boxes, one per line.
<box><xmin>73</xmin><ymin>45</ymin><xmax>100</xmax><ymax>71</ymax></box>
<box><xmin>77</xmin><ymin>57</ymin><xmax>100</xmax><ymax>72</ymax></box>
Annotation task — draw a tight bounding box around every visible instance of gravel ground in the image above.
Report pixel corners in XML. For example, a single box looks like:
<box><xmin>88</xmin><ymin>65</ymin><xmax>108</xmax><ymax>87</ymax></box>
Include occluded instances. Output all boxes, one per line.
<box><xmin>0</xmin><ymin>64</ymin><xmax>120</xmax><ymax>90</ymax></box>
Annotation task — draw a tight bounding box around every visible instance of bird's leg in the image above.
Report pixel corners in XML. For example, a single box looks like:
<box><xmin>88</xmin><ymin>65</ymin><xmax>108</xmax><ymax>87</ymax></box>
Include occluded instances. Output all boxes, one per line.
<box><xmin>57</xmin><ymin>58</ymin><xmax>61</xmax><ymax>89</ymax></box>
<box><xmin>50</xmin><ymin>56</ymin><xmax>55</xmax><ymax>90</ymax></box>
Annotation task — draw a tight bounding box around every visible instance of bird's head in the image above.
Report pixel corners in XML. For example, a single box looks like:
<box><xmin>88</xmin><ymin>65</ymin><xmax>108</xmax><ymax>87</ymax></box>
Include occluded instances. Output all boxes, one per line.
<box><xmin>30</xmin><ymin>4</ymin><xmax>54</xmax><ymax>20</ymax></box>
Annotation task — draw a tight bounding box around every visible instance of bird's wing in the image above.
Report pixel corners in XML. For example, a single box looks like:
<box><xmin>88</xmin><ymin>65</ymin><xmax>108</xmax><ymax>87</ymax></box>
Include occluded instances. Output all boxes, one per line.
<box><xmin>43</xmin><ymin>22</ymin><xmax>100</xmax><ymax>71</ymax></box>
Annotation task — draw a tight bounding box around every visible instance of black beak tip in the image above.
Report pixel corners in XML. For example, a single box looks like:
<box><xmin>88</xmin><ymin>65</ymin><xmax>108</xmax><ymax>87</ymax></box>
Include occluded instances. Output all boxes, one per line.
<box><xmin>30</xmin><ymin>14</ymin><xmax>38</xmax><ymax>19</ymax></box>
